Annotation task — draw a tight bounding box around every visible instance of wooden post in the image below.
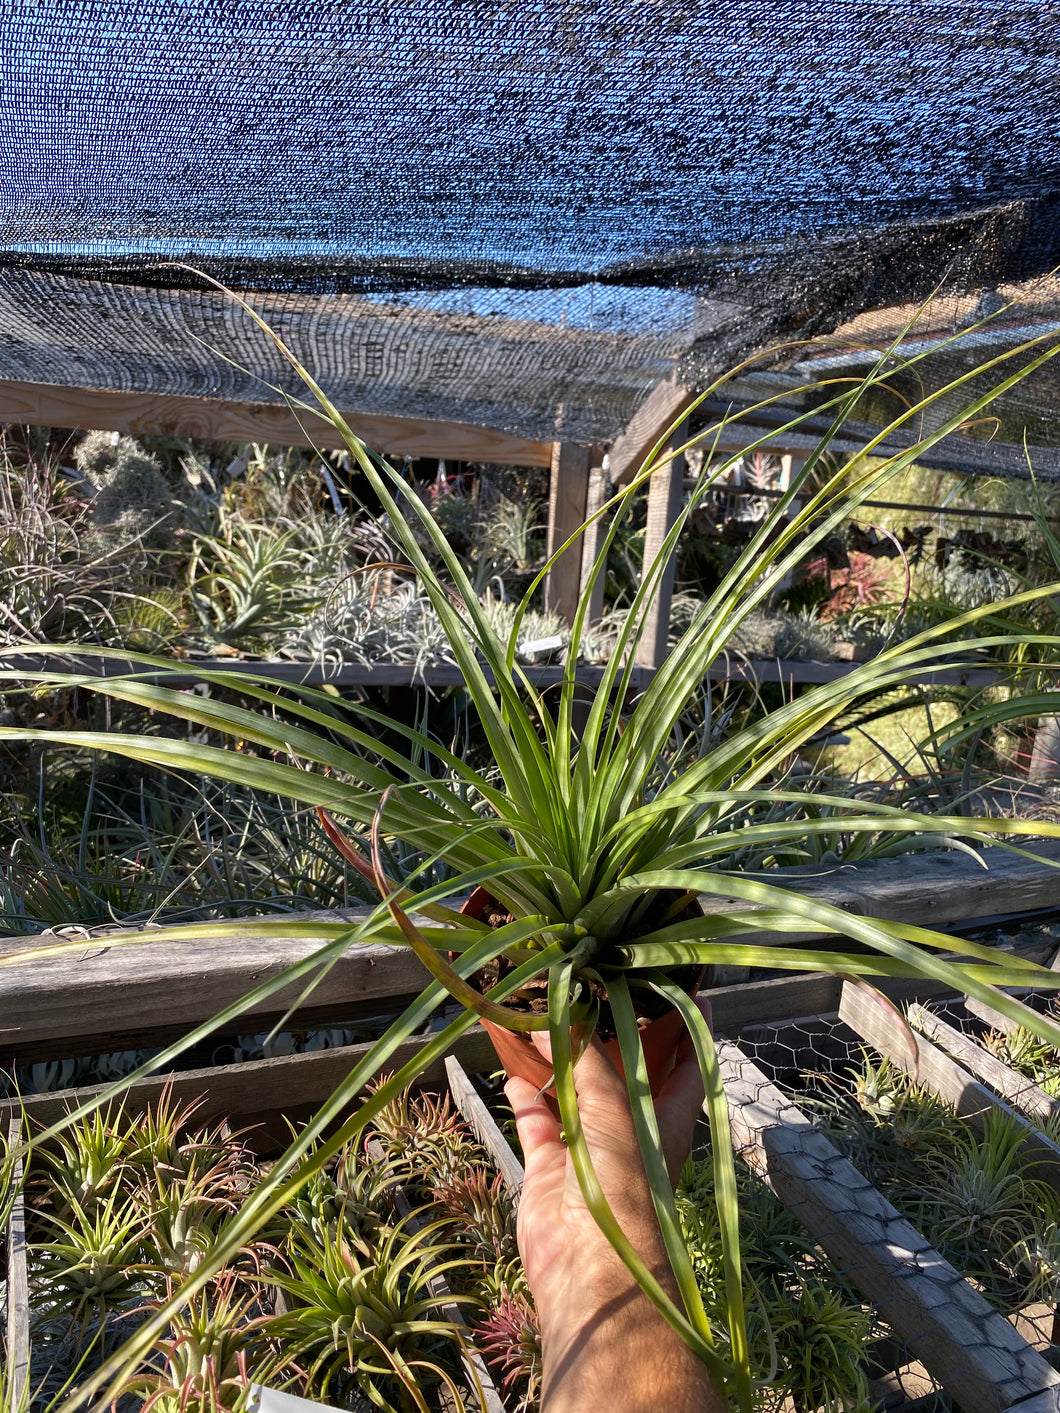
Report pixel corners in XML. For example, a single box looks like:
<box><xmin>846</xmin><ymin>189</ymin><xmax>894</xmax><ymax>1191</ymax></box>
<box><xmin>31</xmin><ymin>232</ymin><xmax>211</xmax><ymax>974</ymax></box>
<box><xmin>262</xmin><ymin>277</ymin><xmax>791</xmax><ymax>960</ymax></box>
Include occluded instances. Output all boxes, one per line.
<box><xmin>578</xmin><ymin>455</ymin><xmax>610</xmax><ymax>627</ymax></box>
<box><xmin>6</xmin><ymin>1117</ymin><xmax>29</xmax><ymax>1411</ymax></box>
<box><xmin>634</xmin><ymin>426</ymin><xmax>686</xmax><ymax>670</ymax></box>
<box><xmin>544</xmin><ymin>442</ymin><xmax>591</xmax><ymax>625</ymax></box>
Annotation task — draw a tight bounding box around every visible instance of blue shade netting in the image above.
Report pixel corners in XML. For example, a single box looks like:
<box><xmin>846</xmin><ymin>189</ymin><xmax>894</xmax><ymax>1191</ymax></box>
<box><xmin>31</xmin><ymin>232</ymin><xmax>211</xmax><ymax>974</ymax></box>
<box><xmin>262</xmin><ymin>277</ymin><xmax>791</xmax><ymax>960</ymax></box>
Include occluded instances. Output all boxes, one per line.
<box><xmin>0</xmin><ymin>0</ymin><xmax>1058</xmax><ymax>450</ymax></box>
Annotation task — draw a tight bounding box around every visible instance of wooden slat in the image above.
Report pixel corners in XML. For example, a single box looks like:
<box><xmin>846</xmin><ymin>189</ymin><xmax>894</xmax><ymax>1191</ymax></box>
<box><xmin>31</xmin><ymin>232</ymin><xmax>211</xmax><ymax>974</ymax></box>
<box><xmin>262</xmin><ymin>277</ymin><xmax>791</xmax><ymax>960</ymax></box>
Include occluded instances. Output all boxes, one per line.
<box><xmin>965</xmin><ymin>991</ymin><xmax>1054</xmax><ymax>1036</ymax></box>
<box><xmin>910</xmin><ymin>1002</ymin><xmax>1060</xmax><ymax>1127</ymax></box>
<box><xmin>0</xmin><ymin>649</ymin><xmax>1004</xmax><ymax>691</ymax></box>
<box><xmin>0</xmin><ymin>1026</ymin><xmax>496</xmax><ymax>1132</ymax></box>
<box><xmin>0</xmin><ymin>925</ymin><xmax>431</xmax><ymax>1053</ymax></box>
<box><xmin>718</xmin><ymin>1039</ymin><xmax>1060</xmax><ymax>1413</ymax></box>
<box><xmin>4</xmin><ymin>842</ymin><xmax>1059</xmax><ymax>1060</ymax></box>
<box><xmin>445</xmin><ymin>1056</ymin><xmax>524</xmax><ymax>1192</ymax></box>
<box><xmin>839</xmin><ymin>982</ymin><xmax>1060</xmax><ymax>1191</ymax></box>
<box><xmin>544</xmin><ymin>441</ymin><xmax>591</xmax><ymax>624</ymax></box>
<box><xmin>0</xmin><ymin>377</ymin><xmax>552</xmax><ymax>467</ymax></box>
<box><xmin>607</xmin><ymin>379</ymin><xmax>698</xmax><ymax>487</ymax></box>
<box><xmin>1008</xmin><ymin>1390</ymin><xmax>1060</xmax><ymax>1413</ymax></box>
<box><xmin>634</xmin><ymin>426</ymin><xmax>686</xmax><ymax>671</ymax></box>
<box><xmin>5</xmin><ymin>1117</ymin><xmax>29</xmax><ymax>1411</ymax></box>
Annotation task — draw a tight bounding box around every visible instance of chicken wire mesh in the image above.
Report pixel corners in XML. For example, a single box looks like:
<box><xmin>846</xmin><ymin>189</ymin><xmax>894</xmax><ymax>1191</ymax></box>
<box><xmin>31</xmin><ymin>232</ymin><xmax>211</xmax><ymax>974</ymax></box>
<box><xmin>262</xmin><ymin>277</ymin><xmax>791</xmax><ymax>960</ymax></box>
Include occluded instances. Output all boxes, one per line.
<box><xmin>718</xmin><ymin>1012</ymin><xmax>1060</xmax><ymax>1413</ymax></box>
<box><xmin>1</xmin><ymin>2</ymin><xmax>1060</xmax><ymax>454</ymax></box>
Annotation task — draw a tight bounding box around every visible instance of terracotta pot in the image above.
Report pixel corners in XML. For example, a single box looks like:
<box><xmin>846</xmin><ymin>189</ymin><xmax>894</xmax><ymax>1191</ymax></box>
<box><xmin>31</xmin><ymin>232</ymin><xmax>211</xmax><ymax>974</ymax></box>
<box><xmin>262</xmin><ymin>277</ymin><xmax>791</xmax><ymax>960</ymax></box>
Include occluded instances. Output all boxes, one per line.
<box><xmin>461</xmin><ymin>886</ymin><xmax>706</xmax><ymax>1099</ymax></box>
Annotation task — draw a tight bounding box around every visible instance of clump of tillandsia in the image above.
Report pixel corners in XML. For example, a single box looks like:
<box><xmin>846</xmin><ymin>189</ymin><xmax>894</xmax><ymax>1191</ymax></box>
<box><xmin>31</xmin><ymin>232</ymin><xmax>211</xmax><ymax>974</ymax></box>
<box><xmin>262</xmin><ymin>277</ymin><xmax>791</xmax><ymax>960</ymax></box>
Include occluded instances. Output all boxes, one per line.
<box><xmin>11</xmin><ymin>289</ymin><xmax>1060</xmax><ymax>1410</ymax></box>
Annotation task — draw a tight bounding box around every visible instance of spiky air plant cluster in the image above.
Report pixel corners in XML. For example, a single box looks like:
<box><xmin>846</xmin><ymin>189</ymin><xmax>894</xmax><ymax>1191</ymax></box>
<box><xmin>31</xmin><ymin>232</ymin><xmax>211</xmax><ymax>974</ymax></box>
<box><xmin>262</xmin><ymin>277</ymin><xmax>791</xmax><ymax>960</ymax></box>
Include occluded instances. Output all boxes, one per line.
<box><xmin>369</xmin><ymin>1081</ymin><xmax>542</xmax><ymax>1410</ymax></box>
<box><xmin>813</xmin><ymin>1047</ymin><xmax>1060</xmax><ymax>1319</ymax></box>
<box><xmin>21</xmin><ymin>1088</ymin><xmax>537</xmax><ymax>1413</ymax></box>
<box><xmin>676</xmin><ymin>1152</ymin><xmax>876</xmax><ymax>1413</ymax></box>
<box><xmin>9</xmin><ymin>290</ymin><xmax>1060</xmax><ymax>1411</ymax></box>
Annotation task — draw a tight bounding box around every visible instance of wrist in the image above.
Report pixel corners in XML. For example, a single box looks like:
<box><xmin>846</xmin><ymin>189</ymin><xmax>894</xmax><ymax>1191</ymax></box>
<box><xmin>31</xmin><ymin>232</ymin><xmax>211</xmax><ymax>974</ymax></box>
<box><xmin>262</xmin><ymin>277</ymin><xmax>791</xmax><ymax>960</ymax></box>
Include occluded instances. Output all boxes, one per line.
<box><xmin>540</xmin><ymin>1283</ymin><xmax>717</xmax><ymax>1413</ymax></box>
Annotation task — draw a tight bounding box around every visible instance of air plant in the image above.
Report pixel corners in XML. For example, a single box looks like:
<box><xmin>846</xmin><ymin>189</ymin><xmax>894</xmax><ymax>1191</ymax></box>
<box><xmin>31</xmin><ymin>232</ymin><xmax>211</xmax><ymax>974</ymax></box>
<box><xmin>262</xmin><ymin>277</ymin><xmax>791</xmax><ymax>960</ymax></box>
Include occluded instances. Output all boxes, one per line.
<box><xmin>113</xmin><ymin>1276</ymin><xmax>271</xmax><ymax>1413</ymax></box>
<box><xmin>269</xmin><ymin>1215</ymin><xmax>473</xmax><ymax>1412</ymax></box>
<box><xmin>477</xmin><ymin>1290</ymin><xmax>542</xmax><ymax>1409</ymax></box>
<box><xmin>33</xmin><ymin>1184</ymin><xmax>151</xmax><ymax>1323</ymax></box>
<box><xmin>8</xmin><ymin>293</ymin><xmax>1060</xmax><ymax>1412</ymax></box>
<box><xmin>36</xmin><ymin>1108</ymin><xmax>132</xmax><ymax>1217</ymax></box>
<box><xmin>914</xmin><ymin>1110</ymin><xmax>1058</xmax><ymax>1278</ymax></box>
<box><xmin>429</xmin><ymin>1167</ymin><xmax>519</xmax><ymax>1270</ymax></box>
<box><xmin>761</xmin><ymin>1276</ymin><xmax>874</xmax><ymax>1413</ymax></box>
<box><xmin>369</xmin><ymin>1085</ymin><xmax>478</xmax><ymax>1194</ymax></box>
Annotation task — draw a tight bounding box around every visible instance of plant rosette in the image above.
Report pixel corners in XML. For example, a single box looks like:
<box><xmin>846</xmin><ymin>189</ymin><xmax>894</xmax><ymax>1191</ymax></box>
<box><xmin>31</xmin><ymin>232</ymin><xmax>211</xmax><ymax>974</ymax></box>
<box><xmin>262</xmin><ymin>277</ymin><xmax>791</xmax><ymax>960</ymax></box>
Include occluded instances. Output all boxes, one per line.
<box><xmin>459</xmin><ymin>884</ymin><xmax>706</xmax><ymax>1100</ymax></box>
<box><xmin>9</xmin><ymin>289</ymin><xmax>1060</xmax><ymax>1411</ymax></box>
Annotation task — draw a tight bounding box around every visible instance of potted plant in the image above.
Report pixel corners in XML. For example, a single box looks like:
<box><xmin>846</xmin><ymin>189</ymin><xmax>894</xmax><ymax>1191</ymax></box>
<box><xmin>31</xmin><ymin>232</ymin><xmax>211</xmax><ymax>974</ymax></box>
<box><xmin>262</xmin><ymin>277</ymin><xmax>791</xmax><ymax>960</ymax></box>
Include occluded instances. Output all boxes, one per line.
<box><xmin>6</xmin><ymin>294</ymin><xmax>1060</xmax><ymax>1409</ymax></box>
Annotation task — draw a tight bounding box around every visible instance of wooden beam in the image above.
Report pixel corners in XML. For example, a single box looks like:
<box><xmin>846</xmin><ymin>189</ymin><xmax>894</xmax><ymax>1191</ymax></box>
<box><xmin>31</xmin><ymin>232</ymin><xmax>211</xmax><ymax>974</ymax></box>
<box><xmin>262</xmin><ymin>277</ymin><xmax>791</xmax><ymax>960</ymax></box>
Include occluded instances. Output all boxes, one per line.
<box><xmin>0</xmin><ymin>650</ymin><xmax>1006</xmax><ymax>692</ymax></box>
<box><xmin>544</xmin><ymin>441</ymin><xmax>591</xmax><ymax>623</ymax></box>
<box><xmin>909</xmin><ymin>1002</ymin><xmax>1060</xmax><ymax>1128</ymax></box>
<box><xmin>0</xmin><ymin>377</ymin><xmax>552</xmax><ymax>467</ymax></box>
<box><xmin>445</xmin><ymin>1056</ymin><xmax>525</xmax><ymax>1192</ymax></box>
<box><xmin>0</xmin><ymin>1027</ymin><xmax>497</xmax><ymax>1134</ymax></box>
<box><xmin>607</xmin><ymin>379</ymin><xmax>698</xmax><ymax>486</ymax></box>
<box><xmin>5</xmin><ymin>843</ymin><xmax>1059</xmax><ymax>1061</ymax></box>
<box><xmin>634</xmin><ymin>427</ymin><xmax>686</xmax><ymax>670</ymax></box>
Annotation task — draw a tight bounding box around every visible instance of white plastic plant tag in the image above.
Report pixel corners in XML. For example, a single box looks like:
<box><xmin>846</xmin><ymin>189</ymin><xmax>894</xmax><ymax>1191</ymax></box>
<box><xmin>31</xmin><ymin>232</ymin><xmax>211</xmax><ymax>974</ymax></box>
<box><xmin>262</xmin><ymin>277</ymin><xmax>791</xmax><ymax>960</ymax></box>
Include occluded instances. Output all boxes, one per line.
<box><xmin>519</xmin><ymin>634</ymin><xmax>565</xmax><ymax>656</ymax></box>
<box><xmin>247</xmin><ymin>1384</ymin><xmax>344</xmax><ymax>1413</ymax></box>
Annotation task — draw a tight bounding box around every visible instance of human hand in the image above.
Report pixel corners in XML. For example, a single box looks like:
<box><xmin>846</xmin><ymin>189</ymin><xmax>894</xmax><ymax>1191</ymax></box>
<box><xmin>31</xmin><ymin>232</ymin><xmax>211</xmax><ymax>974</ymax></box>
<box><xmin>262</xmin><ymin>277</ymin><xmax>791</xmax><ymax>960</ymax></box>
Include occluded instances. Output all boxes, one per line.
<box><xmin>504</xmin><ymin>999</ymin><xmax>720</xmax><ymax>1413</ymax></box>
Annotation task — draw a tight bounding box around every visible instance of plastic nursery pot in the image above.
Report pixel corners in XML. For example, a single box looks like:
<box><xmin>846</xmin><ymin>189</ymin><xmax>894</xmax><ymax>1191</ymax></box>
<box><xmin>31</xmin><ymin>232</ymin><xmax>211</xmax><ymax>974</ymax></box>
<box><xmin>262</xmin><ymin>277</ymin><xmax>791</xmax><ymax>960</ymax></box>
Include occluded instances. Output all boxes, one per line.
<box><xmin>460</xmin><ymin>886</ymin><xmax>707</xmax><ymax>1098</ymax></box>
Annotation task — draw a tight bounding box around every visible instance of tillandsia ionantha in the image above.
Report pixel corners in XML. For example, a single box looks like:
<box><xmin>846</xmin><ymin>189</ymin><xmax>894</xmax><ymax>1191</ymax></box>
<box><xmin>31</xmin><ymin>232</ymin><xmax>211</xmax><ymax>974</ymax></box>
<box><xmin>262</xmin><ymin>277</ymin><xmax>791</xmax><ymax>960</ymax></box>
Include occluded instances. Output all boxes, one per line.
<box><xmin>6</xmin><ymin>286</ymin><xmax>1060</xmax><ymax>1409</ymax></box>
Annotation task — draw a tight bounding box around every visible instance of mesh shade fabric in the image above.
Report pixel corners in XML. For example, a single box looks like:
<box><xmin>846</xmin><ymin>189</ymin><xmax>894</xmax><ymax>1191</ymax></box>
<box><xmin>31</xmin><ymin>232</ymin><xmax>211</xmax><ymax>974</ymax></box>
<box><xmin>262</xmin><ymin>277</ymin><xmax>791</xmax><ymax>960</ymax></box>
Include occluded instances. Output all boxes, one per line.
<box><xmin>1</xmin><ymin>1</ymin><xmax>1059</xmax><ymax>451</ymax></box>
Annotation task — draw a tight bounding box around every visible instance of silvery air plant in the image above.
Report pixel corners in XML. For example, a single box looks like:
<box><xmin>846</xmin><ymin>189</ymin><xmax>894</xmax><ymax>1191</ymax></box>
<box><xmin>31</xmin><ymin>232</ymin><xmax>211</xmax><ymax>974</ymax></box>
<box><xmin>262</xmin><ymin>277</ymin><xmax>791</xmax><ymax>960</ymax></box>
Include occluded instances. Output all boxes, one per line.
<box><xmin>6</xmin><ymin>286</ymin><xmax>1060</xmax><ymax>1409</ymax></box>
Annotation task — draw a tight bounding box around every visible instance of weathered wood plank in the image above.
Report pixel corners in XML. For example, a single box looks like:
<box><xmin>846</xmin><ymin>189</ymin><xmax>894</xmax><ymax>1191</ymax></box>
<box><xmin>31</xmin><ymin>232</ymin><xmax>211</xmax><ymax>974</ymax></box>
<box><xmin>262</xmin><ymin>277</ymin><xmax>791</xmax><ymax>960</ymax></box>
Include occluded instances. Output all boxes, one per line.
<box><xmin>0</xmin><ymin>649</ymin><xmax>1005</xmax><ymax>691</ymax></box>
<box><xmin>0</xmin><ymin>377</ymin><xmax>552</xmax><ymax>466</ymax></box>
<box><xmin>965</xmin><ymin>991</ymin><xmax>1053</xmax><ymax>1036</ymax></box>
<box><xmin>718</xmin><ymin>1039</ymin><xmax>1060</xmax><ymax>1413</ymax></box>
<box><xmin>5</xmin><ymin>1116</ymin><xmax>29</xmax><ymax>1411</ymax></box>
<box><xmin>634</xmin><ymin>427</ymin><xmax>686</xmax><ymax>671</ymax></box>
<box><xmin>3</xmin><ymin>842</ymin><xmax>1059</xmax><ymax>1059</ymax></box>
<box><xmin>579</xmin><ymin>459</ymin><xmax>611</xmax><ymax>627</ymax></box>
<box><xmin>1007</xmin><ymin>1388</ymin><xmax>1060</xmax><ymax>1413</ymax></box>
<box><xmin>445</xmin><ymin>1056</ymin><xmax>524</xmax><ymax>1193</ymax></box>
<box><xmin>0</xmin><ymin>1026</ymin><xmax>496</xmax><ymax>1132</ymax></box>
<box><xmin>607</xmin><ymin>379</ymin><xmax>698</xmax><ymax>487</ymax></box>
<box><xmin>544</xmin><ymin>441</ymin><xmax>591</xmax><ymax>624</ymax></box>
<box><xmin>840</xmin><ymin>983</ymin><xmax>1060</xmax><ymax>1192</ymax></box>
<box><xmin>0</xmin><ymin>927</ymin><xmax>432</xmax><ymax>1052</ymax></box>
<box><xmin>910</xmin><ymin>1002</ymin><xmax>1060</xmax><ymax>1127</ymax></box>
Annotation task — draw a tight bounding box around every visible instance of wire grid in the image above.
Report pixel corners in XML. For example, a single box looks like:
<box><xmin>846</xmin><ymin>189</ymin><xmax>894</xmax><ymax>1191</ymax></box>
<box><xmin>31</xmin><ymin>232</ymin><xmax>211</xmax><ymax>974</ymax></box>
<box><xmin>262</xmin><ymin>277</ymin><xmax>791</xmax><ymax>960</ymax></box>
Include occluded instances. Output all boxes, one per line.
<box><xmin>723</xmin><ymin>1013</ymin><xmax>1060</xmax><ymax>1413</ymax></box>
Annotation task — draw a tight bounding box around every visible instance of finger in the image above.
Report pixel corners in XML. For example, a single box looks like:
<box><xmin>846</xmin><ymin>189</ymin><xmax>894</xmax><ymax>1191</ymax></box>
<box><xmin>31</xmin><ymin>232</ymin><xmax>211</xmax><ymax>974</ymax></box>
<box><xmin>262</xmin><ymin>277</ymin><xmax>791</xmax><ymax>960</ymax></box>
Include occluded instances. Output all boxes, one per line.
<box><xmin>505</xmin><ymin>1075</ymin><xmax>563</xmax><ymax>1166</ymax></box>
<box><xmin>529</xmin><ymin>1029</ymin><xmax>553</xmax><ymax>1060</ymax></box>
<box><xmin>654</xmin><ymin>1002</ymin><xmax>711</xmax><ymax>1185</ymax></box>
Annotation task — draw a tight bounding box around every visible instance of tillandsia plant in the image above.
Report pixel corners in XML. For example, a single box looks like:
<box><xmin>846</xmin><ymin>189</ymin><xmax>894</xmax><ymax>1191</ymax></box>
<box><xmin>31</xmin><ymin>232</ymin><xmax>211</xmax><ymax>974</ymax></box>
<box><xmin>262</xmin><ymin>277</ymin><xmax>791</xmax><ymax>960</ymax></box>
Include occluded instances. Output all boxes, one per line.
<box><xmin>10</xmin><ymin>290</ymin><xmax>1060</xmax><ymax>1408</ymax></box>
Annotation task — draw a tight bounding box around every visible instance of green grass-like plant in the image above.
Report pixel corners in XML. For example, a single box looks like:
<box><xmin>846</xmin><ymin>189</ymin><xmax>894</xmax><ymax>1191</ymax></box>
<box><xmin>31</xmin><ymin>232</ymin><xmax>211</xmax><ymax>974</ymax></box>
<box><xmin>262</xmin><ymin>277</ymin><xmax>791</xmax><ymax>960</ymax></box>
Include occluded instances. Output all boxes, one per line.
<box><xmin>7</xmin><ymin>293</ymin><xmax>1060</xmax><ymax>1407</ymax></box>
